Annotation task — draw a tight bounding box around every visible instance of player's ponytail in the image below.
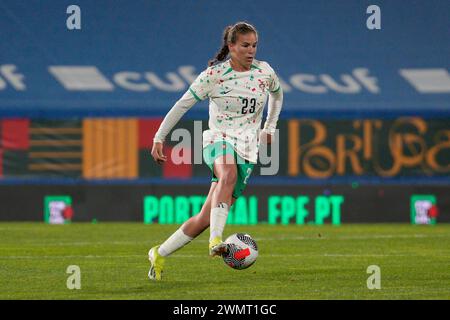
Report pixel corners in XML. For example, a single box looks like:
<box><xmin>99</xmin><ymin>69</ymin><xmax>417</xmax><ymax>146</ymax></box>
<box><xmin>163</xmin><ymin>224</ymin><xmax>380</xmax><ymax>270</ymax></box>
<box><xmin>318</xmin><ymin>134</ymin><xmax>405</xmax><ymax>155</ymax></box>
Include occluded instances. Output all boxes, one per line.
<box><xmin>208</xmin><ymin>25</ymin><xmax>232</xmax><ymax>66</ymax></box>
<box><xmin>208</xmin><ymin>22</ymin><xmax>258</xmax><ymax>67</ymax></box>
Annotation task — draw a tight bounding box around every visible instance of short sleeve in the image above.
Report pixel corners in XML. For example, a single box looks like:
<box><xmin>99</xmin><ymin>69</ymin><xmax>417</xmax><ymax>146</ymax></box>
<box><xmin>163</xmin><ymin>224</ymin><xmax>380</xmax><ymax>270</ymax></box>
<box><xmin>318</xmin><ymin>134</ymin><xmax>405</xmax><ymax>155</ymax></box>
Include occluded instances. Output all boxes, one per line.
<box><xmin>269</xmin><ymin>70</ymin><xmax>281</xmax><ymax>93</ymax></box>
<box><xmin>189</xmin><ymin>68</ymin><xmax>215</xmax><ymax>101</ymax></box>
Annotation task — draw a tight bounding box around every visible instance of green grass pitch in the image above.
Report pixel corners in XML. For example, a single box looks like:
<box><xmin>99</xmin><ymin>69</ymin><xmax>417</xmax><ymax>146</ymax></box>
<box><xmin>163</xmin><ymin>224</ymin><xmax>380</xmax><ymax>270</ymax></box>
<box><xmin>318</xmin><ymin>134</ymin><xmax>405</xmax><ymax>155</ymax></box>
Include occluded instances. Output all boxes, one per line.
<box><xmin>0</xmin><ymin>223</ymin><xmax>449</xmax><ymax>299</ymax></box>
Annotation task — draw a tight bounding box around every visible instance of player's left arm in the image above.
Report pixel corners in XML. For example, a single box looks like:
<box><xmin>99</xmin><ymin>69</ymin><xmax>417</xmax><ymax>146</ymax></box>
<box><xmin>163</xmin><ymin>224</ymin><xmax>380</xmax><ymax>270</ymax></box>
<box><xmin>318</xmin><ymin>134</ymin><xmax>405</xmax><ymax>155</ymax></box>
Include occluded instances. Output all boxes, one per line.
<box><xmin>261</xmin><ymin>76</ymin><xmax>283</xmax><ymax>144</ymax></box>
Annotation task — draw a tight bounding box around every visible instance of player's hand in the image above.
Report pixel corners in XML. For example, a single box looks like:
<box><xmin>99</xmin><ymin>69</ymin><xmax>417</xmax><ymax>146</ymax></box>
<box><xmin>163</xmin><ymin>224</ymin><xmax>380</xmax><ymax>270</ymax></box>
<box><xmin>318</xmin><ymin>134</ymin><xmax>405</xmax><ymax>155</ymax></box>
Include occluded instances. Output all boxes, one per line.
<box><xmin>259</xmin><ymin>131</ymin><xmax>272</xmax><ymax>145</ymax></box>
<box><xmin>151</xmin><ymin>142</ymin><xmax>167</xmax><ymax>165</ymax></box>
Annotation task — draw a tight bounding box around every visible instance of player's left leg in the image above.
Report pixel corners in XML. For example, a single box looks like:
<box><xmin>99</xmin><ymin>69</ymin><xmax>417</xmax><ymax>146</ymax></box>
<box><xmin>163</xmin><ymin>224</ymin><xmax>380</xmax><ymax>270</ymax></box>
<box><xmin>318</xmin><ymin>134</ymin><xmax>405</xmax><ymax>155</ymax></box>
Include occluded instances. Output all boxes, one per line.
<box><xmin>208</xmin><ymin>151</ymin><xmax>255</xmax><ymax>256</ymax></box>
<box><xmin>182</xmin><ymin>183</ymin><xmax>237</xmax><ymax>238</ymax></box>
<box><xmin>208</xmin><ymin>154</ymin><xmax>237</xmax><ymax>256</ymax></box>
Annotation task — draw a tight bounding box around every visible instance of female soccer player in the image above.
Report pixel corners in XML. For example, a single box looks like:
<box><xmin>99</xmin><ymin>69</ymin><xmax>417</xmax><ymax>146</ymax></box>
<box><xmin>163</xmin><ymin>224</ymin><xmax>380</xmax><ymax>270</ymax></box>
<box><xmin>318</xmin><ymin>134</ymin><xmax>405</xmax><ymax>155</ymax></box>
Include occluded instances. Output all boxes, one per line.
<box><xmin>148</xmin><ymin>22</ymin><xmax>283</xmax><ymax>280</ymax></box>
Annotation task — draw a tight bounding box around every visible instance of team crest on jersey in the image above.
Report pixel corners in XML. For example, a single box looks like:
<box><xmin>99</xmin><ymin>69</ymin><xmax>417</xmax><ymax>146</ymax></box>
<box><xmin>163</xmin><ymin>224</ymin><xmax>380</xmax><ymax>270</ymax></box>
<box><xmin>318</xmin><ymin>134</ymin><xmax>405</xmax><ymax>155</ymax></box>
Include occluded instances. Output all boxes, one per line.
<box><xmin>258</xmin><ymin>79</ymin><xmax>270</xmax><ymax>93</ymax></box>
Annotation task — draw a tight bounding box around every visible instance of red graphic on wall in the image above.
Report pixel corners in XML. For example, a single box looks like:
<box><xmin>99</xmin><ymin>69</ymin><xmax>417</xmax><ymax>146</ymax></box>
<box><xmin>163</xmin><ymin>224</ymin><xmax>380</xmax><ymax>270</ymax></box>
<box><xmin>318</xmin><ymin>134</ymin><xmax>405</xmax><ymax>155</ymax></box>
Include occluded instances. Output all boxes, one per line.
<box><xmin>1</xmin><ymin>119</ymin><xmax>30</xmax><ymax>150</ymax></box>
<box><xmin>162</xmin><ymin>146</ymin><xmax>192</xmax><ymax>179</ymax></box>
<box><xmin>138</xmin><ymin>118</ymin><xmax>163</xmax><ymax>149</ymax></box>
<box><xmin>0</xmin><ymin>119</ymin><xmax>30</xmax><ymax>177</ymax></box>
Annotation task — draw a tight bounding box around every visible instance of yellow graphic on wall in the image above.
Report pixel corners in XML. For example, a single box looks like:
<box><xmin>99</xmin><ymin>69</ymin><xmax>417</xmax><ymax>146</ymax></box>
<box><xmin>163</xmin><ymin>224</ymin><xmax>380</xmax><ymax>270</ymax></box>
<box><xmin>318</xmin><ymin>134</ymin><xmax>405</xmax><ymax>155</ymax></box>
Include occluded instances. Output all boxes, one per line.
<box><xmin>83</xmin><ymin>118</ymin><xmax>138</xmax><ymax>178</ymax></box>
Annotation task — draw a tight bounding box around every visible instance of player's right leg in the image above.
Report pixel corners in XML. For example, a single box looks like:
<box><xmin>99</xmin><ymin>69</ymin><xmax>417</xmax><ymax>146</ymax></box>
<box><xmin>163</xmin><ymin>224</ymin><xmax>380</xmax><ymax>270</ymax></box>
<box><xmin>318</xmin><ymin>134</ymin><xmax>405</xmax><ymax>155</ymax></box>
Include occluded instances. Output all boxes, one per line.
<box><xmin>148</xmin><ymin>245</ymin><xmax>165</xmax><ymax>281</ymax></box>
<box><xmin>148</xmin><ymin>182</ymin><xmax>218</xmax><ymax>281</ymax></box>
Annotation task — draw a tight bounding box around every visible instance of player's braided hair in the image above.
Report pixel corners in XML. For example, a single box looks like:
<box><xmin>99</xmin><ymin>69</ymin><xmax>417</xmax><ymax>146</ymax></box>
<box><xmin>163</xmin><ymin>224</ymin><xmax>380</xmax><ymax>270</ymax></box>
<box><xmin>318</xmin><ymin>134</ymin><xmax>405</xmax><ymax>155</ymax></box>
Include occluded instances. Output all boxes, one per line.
<box><xmin>208</xmin><ymin>22</ymin><xmax>258</xmax><ymax>67</ymax></box>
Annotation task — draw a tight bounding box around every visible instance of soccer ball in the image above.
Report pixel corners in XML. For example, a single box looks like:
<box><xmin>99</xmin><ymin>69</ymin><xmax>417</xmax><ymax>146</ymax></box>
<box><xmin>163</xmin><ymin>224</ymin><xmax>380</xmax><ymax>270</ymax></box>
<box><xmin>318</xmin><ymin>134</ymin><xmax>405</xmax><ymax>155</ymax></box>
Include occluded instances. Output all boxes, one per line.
<box><xmin>222</xmin><ymin>233</ymin><xmax>258</xmax><ymax>270</ymax></box>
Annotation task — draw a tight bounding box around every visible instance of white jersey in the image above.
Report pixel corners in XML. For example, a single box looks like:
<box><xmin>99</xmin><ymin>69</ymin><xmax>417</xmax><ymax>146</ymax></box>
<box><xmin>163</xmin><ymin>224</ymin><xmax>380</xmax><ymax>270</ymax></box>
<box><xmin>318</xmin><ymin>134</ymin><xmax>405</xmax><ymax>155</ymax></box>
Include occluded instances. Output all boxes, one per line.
<box><xmin>189</xmin><ymin>59</ymin><xmax>281</xmax><ymax>163</ymax></box>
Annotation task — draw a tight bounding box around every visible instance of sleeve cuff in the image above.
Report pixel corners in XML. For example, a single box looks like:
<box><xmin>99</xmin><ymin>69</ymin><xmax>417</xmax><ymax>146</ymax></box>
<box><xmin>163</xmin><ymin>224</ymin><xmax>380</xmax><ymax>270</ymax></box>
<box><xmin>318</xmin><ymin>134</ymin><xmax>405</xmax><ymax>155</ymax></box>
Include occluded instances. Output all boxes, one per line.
<box><xmin>262</xmin><ymin>127</ymin><xmax>276</xmax><ymax>136</ymax></box>
<box><xmin>153</xmin><ymin>136</ymin><xmax>164</xmax><ymax>143</ymax></box>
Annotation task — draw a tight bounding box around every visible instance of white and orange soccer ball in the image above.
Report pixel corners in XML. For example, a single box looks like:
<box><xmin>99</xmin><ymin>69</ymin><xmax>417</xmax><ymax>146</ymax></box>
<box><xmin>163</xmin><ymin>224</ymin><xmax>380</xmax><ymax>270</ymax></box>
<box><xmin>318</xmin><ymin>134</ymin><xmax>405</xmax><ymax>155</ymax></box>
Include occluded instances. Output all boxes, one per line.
<box><xmin>221</xmin><ymin>233</ymin><xmax>258</xmax><ymax>270</ymax></box>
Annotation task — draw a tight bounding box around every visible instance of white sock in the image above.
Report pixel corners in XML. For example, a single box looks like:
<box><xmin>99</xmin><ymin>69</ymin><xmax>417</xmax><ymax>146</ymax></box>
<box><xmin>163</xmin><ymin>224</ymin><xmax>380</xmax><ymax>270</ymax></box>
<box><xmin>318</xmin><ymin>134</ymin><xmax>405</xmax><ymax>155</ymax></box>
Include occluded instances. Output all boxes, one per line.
<box><xmin>210</xmin><ymin>202</ymin><xmax>229</xmax><ymax>242</ymax></box>
<box><xmin>158</xmin><ymin>228</ymin><xmax>193</xmax><ymax>257</ymax></box>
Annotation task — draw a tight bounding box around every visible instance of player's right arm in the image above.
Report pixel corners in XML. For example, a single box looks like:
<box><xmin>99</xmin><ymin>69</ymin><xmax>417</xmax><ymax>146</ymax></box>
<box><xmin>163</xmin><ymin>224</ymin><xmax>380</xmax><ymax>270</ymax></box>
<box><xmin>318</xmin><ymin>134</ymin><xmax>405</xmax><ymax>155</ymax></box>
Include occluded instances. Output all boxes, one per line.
<box><xmin>151</xmin><ymin>90</ymin><xmax>197</xmax><ymax>164</ymax></box>
<box><xmin>151</xmin><ymin>142</ymin><xmax>167</xmax><ymax>164</ymax></box>
<box><xmin>151</xmin><ymin>68</ymin><xmax>215</xmax><ymax>165</ymax></box>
